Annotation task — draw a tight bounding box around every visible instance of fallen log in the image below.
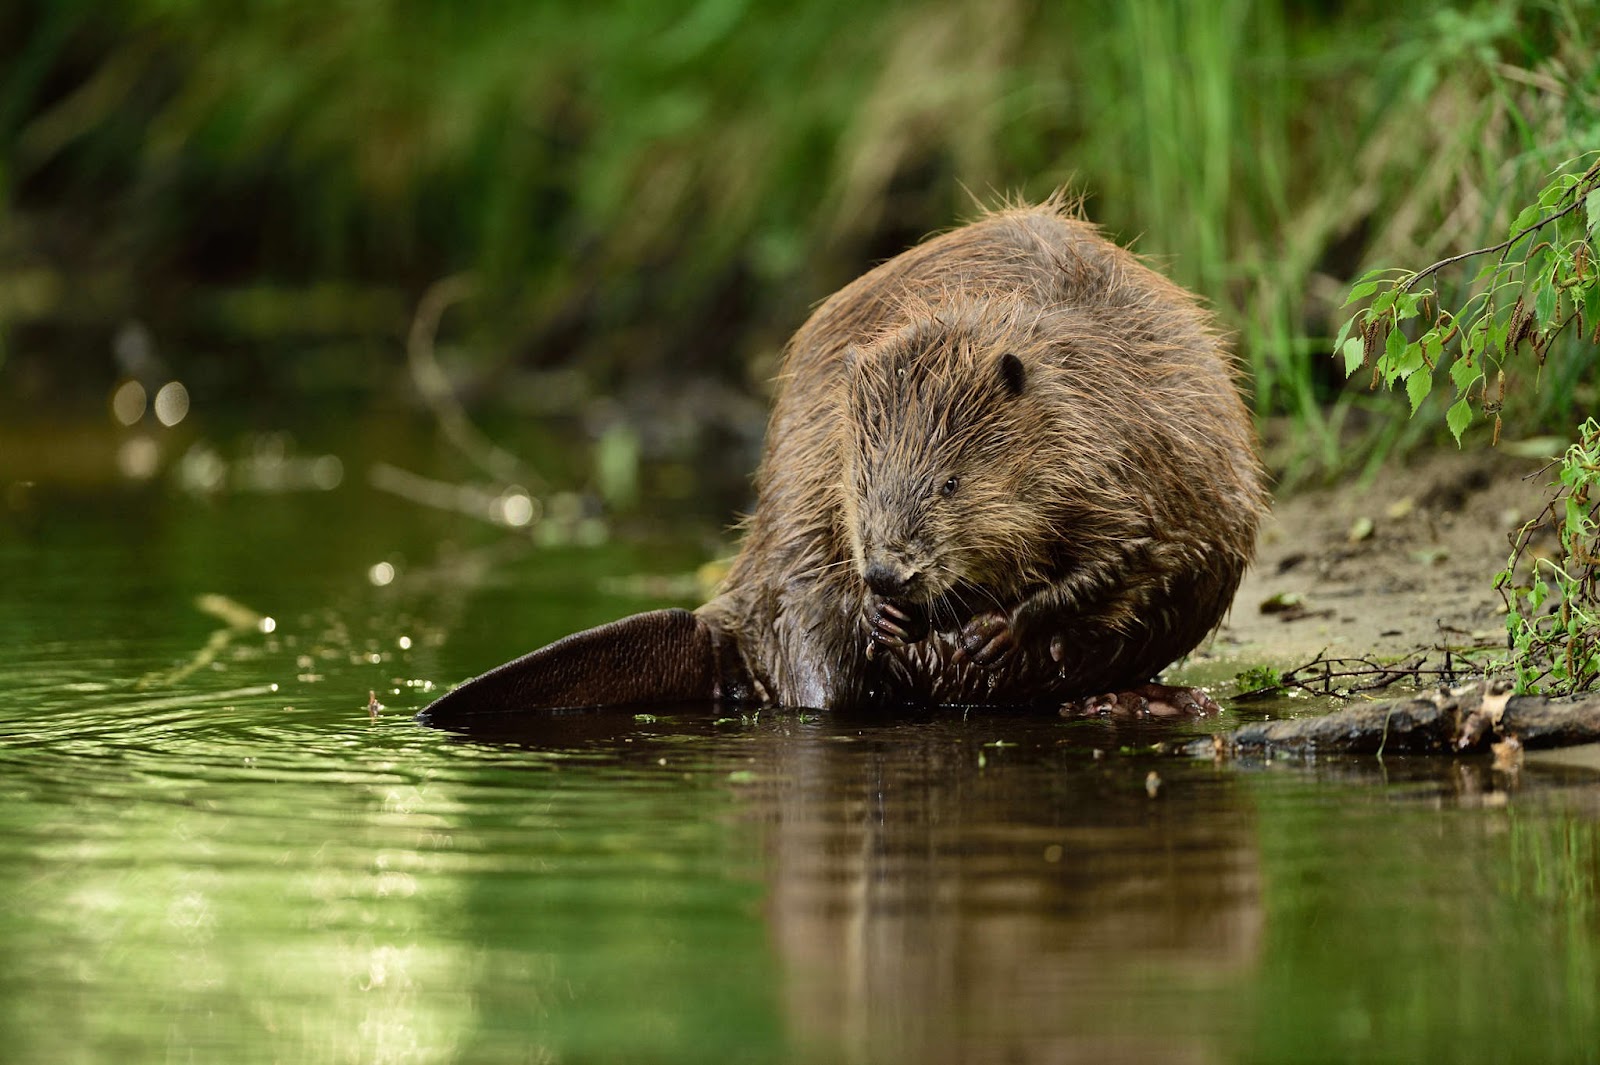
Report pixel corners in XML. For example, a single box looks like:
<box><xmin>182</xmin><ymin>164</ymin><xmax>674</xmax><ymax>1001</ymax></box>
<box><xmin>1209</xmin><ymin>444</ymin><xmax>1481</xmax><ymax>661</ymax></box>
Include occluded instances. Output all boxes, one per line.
<box><xmin>1177</xmin><ymin>682</ymin><xmax>1600</xmax><ymax>759</ymax></box>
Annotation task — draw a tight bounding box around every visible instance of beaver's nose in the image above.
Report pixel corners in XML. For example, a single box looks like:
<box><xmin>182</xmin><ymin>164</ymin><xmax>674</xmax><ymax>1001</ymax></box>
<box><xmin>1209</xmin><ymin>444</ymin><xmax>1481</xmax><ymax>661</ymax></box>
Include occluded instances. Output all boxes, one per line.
<box><xmin>862</xmin><ymin>557</ymin><xmax>919</xmax><ymax>598</ymax></box>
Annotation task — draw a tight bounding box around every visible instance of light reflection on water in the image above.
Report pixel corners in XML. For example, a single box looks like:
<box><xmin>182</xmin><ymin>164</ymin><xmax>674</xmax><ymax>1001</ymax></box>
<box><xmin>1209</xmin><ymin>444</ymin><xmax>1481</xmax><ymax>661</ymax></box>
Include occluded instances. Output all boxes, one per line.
<box><xmin>3</xmin><ymin>466</ymin><xmax>1600</xmax><ymax>1063</ymax></box>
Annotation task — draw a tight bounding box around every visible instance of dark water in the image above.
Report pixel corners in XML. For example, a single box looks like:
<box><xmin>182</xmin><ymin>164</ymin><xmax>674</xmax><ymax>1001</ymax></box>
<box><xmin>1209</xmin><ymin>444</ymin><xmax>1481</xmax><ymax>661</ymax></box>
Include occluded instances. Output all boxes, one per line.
<box><xmin>4</xmin><ymin>421</ymin><xmax>1600</xmax><ymax>1064</ymax></box>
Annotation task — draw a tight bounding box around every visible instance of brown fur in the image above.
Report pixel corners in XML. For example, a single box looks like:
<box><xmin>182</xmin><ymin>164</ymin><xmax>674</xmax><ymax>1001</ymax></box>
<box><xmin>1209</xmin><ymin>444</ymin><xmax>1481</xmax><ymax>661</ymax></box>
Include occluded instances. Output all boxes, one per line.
<box><xmin>697</xmin><ymin>200</ymin><xmax>1269</xmax><ymax>709</ymax></box>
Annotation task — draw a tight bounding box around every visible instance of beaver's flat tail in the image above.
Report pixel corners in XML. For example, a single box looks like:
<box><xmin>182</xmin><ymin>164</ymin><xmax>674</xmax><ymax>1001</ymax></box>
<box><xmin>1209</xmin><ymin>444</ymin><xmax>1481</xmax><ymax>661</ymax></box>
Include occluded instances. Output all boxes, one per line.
<box><xmin>417</xmin><ymin>608</ymin><xmax>753</xmax><ymax>728</ymax></box>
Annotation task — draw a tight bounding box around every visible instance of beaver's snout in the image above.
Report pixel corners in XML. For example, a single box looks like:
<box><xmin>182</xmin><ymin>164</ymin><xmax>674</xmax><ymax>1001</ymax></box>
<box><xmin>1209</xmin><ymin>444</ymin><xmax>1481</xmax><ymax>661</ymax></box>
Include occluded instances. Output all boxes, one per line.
<box><xmin>862</xmin><ymin>555</ymin><xmax>920</xmax><ymax>598</ymax></box>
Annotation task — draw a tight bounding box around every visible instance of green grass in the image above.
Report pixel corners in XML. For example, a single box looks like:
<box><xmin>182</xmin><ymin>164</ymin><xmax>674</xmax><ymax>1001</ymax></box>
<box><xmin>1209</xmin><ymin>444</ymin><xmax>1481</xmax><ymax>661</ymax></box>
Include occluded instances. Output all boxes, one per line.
<box><xmin>1</xmin><ymin>0</ymin><xmax>1595</xmax><ymax>472</ymax></box>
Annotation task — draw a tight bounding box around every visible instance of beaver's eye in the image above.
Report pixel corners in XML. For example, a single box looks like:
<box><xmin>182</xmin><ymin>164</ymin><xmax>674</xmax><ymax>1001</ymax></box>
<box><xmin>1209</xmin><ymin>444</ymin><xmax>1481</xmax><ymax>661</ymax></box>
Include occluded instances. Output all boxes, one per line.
<box><xmin>938</xmin><ymin>476</ymin><xmax>959</xmax><ymax>498</ymax></box>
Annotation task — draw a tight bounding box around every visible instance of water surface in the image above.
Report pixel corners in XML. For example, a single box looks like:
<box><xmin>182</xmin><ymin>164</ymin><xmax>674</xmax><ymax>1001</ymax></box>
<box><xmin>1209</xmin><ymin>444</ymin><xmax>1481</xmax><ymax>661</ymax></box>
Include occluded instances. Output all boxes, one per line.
<box><xmin>3</xmin><ymin>422</ymin><xmax>1598</xmax><ymax>1064</ymax></box>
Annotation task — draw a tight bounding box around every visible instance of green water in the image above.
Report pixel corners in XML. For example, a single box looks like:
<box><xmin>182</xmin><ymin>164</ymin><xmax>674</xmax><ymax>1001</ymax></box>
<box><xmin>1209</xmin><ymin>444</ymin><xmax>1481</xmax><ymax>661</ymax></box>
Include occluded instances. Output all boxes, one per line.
<box><xmin>3</xmin><ymin>423</ymin><xmax>1600</xmax><ymax>1064</ymax></box>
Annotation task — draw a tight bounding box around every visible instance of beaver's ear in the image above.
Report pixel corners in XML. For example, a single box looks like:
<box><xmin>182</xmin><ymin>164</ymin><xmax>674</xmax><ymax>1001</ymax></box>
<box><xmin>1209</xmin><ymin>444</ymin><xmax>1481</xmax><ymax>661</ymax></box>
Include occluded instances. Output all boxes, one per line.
<box><xmin>997</xmin><ymin>352</ymin><xmax>1026</xmax><ymax>396</ymax></box>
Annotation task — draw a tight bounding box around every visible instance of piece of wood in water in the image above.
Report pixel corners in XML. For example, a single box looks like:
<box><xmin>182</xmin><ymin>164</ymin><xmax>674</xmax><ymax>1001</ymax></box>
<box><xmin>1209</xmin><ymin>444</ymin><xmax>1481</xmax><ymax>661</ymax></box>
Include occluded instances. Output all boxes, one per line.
<box><xmin>1174</xmin><ymin>682</ymin><xmax>1600</xmax><ymax>759</ymax></box>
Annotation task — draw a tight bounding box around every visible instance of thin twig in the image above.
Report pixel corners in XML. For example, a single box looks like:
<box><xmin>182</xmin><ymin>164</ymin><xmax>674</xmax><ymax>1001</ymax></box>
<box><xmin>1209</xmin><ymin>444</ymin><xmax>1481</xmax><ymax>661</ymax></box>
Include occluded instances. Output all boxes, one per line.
<box><xmin>1402</xmin><ymin>162</ymin><xmax>1600</xmax><ymax>293</ymax></box>
<box><xmin>1237</xmin><ymin>647</ymin><xmax>1500</xmax><ymax>701</ymax></box>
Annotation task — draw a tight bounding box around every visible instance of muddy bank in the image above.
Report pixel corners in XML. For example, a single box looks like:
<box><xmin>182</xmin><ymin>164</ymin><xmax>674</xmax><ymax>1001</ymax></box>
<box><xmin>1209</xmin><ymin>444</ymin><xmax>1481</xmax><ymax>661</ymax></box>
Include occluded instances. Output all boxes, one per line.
<box><xmin>1202</xmin><ymin>448</ymin><xmax>1558</xmax><ymax>682</ymax></box>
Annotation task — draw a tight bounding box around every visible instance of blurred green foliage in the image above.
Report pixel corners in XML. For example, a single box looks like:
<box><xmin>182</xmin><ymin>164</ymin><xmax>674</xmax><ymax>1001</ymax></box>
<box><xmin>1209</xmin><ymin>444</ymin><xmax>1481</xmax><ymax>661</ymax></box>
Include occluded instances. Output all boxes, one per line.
<box><xmin>0</xmin><ymin>0</ymin><xmax>1595</xmax><ymax>470</ymax></box>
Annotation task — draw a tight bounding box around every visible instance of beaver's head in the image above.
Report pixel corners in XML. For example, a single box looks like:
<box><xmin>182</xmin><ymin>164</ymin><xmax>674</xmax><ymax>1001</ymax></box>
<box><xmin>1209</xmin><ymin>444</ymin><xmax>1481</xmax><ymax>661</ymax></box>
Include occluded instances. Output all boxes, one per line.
<box><xmin>838</xmin><ymin>302</ymin><xmax>1064</xmax><ymax>609</ymax></box>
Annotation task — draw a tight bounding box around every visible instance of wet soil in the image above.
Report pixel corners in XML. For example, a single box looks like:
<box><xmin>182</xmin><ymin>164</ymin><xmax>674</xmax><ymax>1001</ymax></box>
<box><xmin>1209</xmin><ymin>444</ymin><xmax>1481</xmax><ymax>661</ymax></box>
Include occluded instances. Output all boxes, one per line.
<box><xmin>1200</xmin><ymin>447</ymin><xmax>1559</xmax><ymax>686</ymax></box>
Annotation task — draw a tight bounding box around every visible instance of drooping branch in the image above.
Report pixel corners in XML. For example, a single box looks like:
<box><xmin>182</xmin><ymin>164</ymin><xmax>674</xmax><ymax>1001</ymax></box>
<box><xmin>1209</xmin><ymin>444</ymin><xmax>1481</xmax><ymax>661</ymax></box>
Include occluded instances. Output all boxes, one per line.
<box><xmin>1400</xmin><ymin>158</ymin><xmax>1600</xmax><ymax>293</ymax></box>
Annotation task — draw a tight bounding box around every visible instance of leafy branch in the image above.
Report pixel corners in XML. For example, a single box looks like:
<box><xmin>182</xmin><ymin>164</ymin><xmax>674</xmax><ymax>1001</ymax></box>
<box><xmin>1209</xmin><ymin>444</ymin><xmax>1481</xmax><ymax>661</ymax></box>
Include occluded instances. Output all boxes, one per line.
<box><xmin>1335</xmin><ymin>151</ymin><xmax>1600</xmax><ymax>446</ymax></box>
<box><xmin>1335</xmin><ymin>152</ymin><xmax>1600</xmax><ymax>696</ymax></box>
<box><xmin>1400</xmin><ymin>157</ymin><xmax>1600</xmax><ymax>294</ymax></box>
<box><xmin>1494</xmin><ymin>419</ymin><xmax>1600</xmax><ymax>694</ymax></box>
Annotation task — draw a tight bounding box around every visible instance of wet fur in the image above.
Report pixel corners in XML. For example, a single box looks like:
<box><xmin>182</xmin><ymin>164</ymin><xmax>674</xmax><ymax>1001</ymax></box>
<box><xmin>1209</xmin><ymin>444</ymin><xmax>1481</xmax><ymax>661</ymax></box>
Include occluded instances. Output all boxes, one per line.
<box><xmin>698</xmin><ymin>199</ymin><xmax>1268</xmax><ymax>709</ymax></box>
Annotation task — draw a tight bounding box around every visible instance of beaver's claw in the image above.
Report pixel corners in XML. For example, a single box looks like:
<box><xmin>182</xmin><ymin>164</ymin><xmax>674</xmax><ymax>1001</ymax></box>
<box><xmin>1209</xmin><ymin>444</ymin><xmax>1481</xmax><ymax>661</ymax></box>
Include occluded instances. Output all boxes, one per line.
<box><xmin>957</xmin><ymin>610</ymin><xmax>1015</xmax><ymax>666</ymax></box>
<box><xmin>864</xmin><ymin>596</ymin><xmax>928</xmax><ymax>656</ymax></box>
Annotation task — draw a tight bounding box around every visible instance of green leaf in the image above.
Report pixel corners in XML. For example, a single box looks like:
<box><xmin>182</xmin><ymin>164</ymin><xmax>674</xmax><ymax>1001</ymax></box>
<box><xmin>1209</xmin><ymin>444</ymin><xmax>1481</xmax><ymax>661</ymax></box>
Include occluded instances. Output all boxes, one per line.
<box><xmin>1568</xmin><ymin>495</ymin><xmax>1591</xmax><ymax>536</ymax></box>
<box><xmin>1584</xmin><ymin>283</ymin><xmax>1600</xmax><ymax>326</ymax></box>
<box><xmin>1341</xmin><ymin>337</ymin><xmax>1364</xmax><ymax>376</ymax></box>
<box><xmin>1554</xmin><ymin>208</ymin><xmax>1585</xmax><ymax>247</ymax></box>
<box><xmin>1406</xmin><ymin>366</ymin><xmax>1433</xmax><ymax>412</ymax></box>
<box><xmin>1511</xmin><ymin>204</ymin><xmax>1540</xmax><ymax>235</ymax></box>
<box><xmin>1422</xmin><ymin>331</ymin><xmax>1442</xmax><ymax>368</ymax></box>
<box><xmin>1506</xmin><ymin>610</ymin><xmax>1524</xmax><ymax>639</ymax></box>
<box><xmin>1396</xmin><ymin>339</ymin><xmax>1425</xmax><ymax>376</ymax></box>
<box><xmin>1342</xmin><ymin>280</ymin><xmax>1381</xmax><ymax>307</ymax></box>
<box><xmin>1446</xmin><ymin>397</ymin><xmax>1473</xmax><ymax>443</ymax></box>
<box><xmin>1371</xmin><ymin>289</ymin><xmax>1397</xmax><ymax>315</ymax></box>
<box><xmin>1467</xmin><ymin>314</ymin><xmax>1491</xmax><ymax>357</ymax></box>
<box><xmin>1334</xmin><ymin>313</ymin><xmax>1358</xmax><ymax>353</ymax></box>
<box><xmin>1535</xmin><ymin>281</ymin><xmax>1557</xmax><ymax>327</ymax></box>
<box><xmin>1383</xmin><ymin>324</ymin><xmax>1406</xmax><ymax>371</ymax></box>
<box><xmin>1449</xmin><ymin>354</ymin><xmax>1481</xmax><ymax>395</ymax></box>
<box><xmin>1586</xmin><ymin>189</ymin><xmax>1600</xmax><ymax>236</ymax></box>
<box><xmin>1490</xmin><ymin>314</ymin><xmax>1509</xmax><ymax>358</ymax></box>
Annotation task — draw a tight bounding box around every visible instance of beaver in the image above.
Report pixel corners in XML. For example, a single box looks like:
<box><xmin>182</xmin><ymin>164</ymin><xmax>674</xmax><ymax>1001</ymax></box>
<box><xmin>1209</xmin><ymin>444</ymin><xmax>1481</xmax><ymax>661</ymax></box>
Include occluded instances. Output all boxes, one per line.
<box><xmin>420</xmin><ymin>200</ymin><xmax>1268</xmax><ymax>724</ymax></box>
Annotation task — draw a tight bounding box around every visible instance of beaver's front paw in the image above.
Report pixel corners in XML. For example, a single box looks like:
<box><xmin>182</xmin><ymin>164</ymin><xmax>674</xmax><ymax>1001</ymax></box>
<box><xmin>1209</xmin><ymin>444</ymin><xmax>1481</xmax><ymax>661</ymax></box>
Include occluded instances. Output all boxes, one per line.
<box><xmin>957</xmin><ymin>610</ymin><xmax>1015</xmax><ymax>666</ymax></box>
<box><xmin>863</xmin><ymin>596</ymin><xmax>928</xmax><ymax>658</ymax></box>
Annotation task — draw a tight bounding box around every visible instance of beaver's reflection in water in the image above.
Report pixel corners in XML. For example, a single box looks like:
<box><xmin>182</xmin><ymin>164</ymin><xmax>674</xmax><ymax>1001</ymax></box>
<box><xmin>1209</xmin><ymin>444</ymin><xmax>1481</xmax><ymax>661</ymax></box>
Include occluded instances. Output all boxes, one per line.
<box><xmin>752</xmin><ymin>715</ymin><xmax>1262</xmax><ymax>1065</ymax></box>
